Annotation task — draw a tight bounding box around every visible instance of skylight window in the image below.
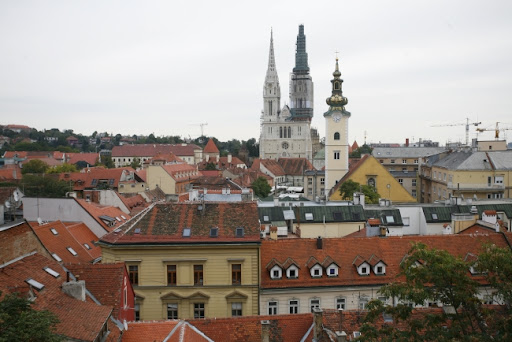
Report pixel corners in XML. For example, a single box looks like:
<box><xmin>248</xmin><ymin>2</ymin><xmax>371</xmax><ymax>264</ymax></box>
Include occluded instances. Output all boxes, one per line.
<box><xmin>210</xmin><ymin>227</ymin><xmax>218</xmax><ymax>238</ymax></box>
<box><xmin>236</xmin><ymin>227</ymin><xmax>244</xmax><ymax>238</ymax></box>
<box><xmin>305</xmin><ymin>213</ymin><xmax>314</xmax><ymax>221</ymax></box>
<box><xmin>432</xmin><ymin>213</ymin><xmax>438</xmax><ymax>220</ymax></box>
<box><xmin>263</xmin><ymin>215</ymin><xmax>269</xmax><ymax>222</ymax></box>
<box><xmin>43</xmin><ymin>267</ymin><xmax>60</xmax><ymax>278</ymax></box>
<box><xmin>50</xmin><ymin>228</ymin><xmax>58</xmax><ymax>235</ymax></box>
<box><xmin>116</xmin><ymin>217</ymin><xmax>121</xmax><ymax>222</ymax></box>
<box><xmin>84</xmin><ymin>243</ymin><xmax>91</xmax><ymax>250</ymax></box>
<box><xmin>26</xmin><ymin>278</ymin><xmax>45</xmax><ymax>290</ymax></box>
<box><xmin>134</xmin><ymin>228</ymin><xmax>141</xmax><ymax>234</ymax></box>
<box><xmin>386</xmin><ymin>216</ymin><xmax>395</xmax><ymax>223</ymax></box>
<box><xmin>183</xmin><ymin>228</ymin><xmax>191</xmax><ymax>237</ymax></box>
<box><xmin>52</xmin><ymin>253</ymin><xmax>62</xmax><ymax>262</ymax></box>
<box><xmin>121</xmin><ymin>215</ymin><xmax>127</xmax><ymax>220</ymax></box>
<box><xmin>67</xmin><ymin>247</ymin><xmax>78</xmax><ymax>256</ymax></box>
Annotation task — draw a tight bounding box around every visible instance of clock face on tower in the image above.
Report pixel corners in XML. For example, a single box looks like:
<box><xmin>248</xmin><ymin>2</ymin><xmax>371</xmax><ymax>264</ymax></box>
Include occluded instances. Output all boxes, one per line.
<box><xmin>332</xmin><ymin>114</ymin><xmax>341</xmax><ymax>123</ymax></box>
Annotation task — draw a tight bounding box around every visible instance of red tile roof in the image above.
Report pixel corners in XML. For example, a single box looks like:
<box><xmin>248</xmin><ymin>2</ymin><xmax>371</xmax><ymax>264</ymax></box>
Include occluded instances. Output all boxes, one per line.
<box><xmin>0</xmin><ymin>221</ymin><xmax>51</xmax><ymax>262</ymax></box>
<box><xmin>123</xmin><ymin>321</ymin><xmax>180</xmax><ymax>342</ymax></box>
<box><xmin>278</xmin><ymin>158</ymin><xmax>315</xmax><ymax>175</ymax></box>
<box><xmin>256</xmin><ymin>159</ymin><xmax>285</xmax><ymax>176</ymax></box>
<box><xmin>0</xmin><ymin>253</ymin><xmax>114</xmax><ymax>341</ymax></box>
<box><xmin>0</xmin><ymin>165</ymin><xmax>22</xmax><ymax>181</ymax></box>
<box><xmin>161</xmin><ymin>164</ymin><xmax>202</xmax><ymax>182</ymax></box>
<box><xmin>66</xmin><ymin>152</ymin><xmax>99</xmax><ymax>166</ymax></box>
<box><xmin>203</xmin><ymin>139</ymin><xmax>219</xmax><ymax>153</ymax></box>
<box><xmin>189</xmin><ymin>313</ymin><xmax>313</xmax><ymax>342</ymax></box>
<box><xmin>65</xmin><ymin>263</ymin><xmax>130</xmax><ymax>320</ymax></box>
<box><xmin>112</xmin><ymin>144</ymin><xmax>201</xmax><ymax>158</ymax></box>
<box><xmin>59</xmin><ymin>167</ymin><xmax>136</xmax><ymax>190</ymax></box>
<box><xmin>260</xmin><ymin>234</ymin><xmax>511</xmax><ymax>289</ymax></box>
<box><xmin>75</xmin><ymin>199</ymin><xmax>131</xmax><ymax>233</ymax></box>
<box><xmin>100</xmin><ymin>202</ymin><xmax>261</xmax><ymax>245</ymax></box>
<box><xmin>28</xmin><ymin>220</ymin><xmax>100</xmax><ymax>263</ymax></box>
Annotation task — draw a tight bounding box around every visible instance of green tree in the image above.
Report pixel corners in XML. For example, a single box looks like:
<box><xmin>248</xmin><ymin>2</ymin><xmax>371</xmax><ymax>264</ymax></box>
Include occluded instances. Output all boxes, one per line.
<box><xmin>46</xmin><ymin>163</ymin><xmax>78</xmax><ymax>174</ymax></box>
<box><xmin>0</xmin><ymin>291</ymin><xmax>62</xmax><ymax>342</ymax></box>
<box><xmin>99</xmin><ymin>155</ymin><xmax>114</xmax><ymax>168</ymax></box>
<box><xmin>350</xmin><ymin>144</ymin><xmax>373</xmax><ymax>158</ymax></box>
<box><xmin>359</xmin><ymin>243</ymin><xmax>509</xmax><ymax>341</ymax></box>
<box><xmin>21</xmin><ymin>175</ymin><xmax>72</xmax><ymax>197</ymax></box>
<box><xmin>251</xmin><ymin>177</ymin><xmax>272</xmax><ymax>198</ymax></box>
<box><xmin>338</xmin><ymin>179</ymin><xmax>360</xmax><ymax>200</ymax></box>
<box><xmin>204</xmin><ymin>162</ymin><xmax>217</xmax><ymax>170</ymax></box>
<box><xmin>360</xmin><ymin>184</ymin><xmax>380</xmax><ymax>204</ymax></box>
<box><xmin>130</xmin><ymin>157</ymin><xmax>141</xmax><ymax>169</ymax></box>
<box><xmin>21</xmin><ymin>160</ymin><xmax>49</xmax><ymax>175</ymax></box>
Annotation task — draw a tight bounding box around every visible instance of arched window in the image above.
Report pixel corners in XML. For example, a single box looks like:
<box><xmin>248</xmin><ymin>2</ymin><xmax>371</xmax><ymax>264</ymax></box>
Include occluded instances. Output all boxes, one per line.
<box><xmin>280</xmin><ymin>127</ymin><xmax>283</xmax><ymax>138</ymax></box>
<box><xmin>334</xmin><ymin>132</ymin><xmax>340</xmax><ymax>140</ymax></box>
<box><xmin>288</xmin><ymin>127</ymin><xmax>291</xmax><ymax>138</ymax></box>
<box><xmin>334</xmin><ymin>82</ymin><xmax>340</xmax><ymax>90</ymax></box>
<box><xmin>368</xmin><ymin>178</ymin><xmax>376</xmax><ymax>188</ymax></box>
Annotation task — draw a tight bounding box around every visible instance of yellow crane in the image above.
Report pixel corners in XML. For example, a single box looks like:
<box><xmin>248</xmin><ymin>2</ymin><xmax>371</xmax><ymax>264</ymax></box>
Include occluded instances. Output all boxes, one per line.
<box><xmin>476</xmin><ymin>122</ymin><xmax>512</xmax><ymax>139</ymax></box>
<box><xmin>431</xmin><ymin>118</ymin><xmax>481</xmax><ymax>146</ymax></box>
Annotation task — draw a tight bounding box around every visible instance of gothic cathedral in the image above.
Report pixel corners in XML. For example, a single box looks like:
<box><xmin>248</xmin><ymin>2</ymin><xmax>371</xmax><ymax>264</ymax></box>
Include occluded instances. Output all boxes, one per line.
<box><xmin>259</xmin><ymin>25</ymin><xmax>314</xmax><ymax>161</ymax></box>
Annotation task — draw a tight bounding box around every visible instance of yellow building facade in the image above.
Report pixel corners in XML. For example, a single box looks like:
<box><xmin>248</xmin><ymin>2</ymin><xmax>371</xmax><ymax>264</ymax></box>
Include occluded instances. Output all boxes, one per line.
<box><xmin>99</xmin><ymin>202</ymin><xmax>261</xmax><ymax>320</ymax></box>
<box><xmin>329</xmin><ymin>155</ymin><xmax>416</xmax><ymax>203</ymax></box>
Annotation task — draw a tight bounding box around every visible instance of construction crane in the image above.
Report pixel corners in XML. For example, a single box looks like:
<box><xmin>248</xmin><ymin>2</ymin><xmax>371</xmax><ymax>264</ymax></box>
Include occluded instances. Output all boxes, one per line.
<box><xmin>188</xmin><ymin>122</ymin><xmax>208</xmax><ymax>139</ymax></box>
<box><xmin>476</xmin><ymin>122</ymin><xmax>512</xmax><ymax>139</ymax></box>
<box><xmin>431</xmin><ymin>118</ymin><xmax>481</xmax><ymax>146</ymax></box>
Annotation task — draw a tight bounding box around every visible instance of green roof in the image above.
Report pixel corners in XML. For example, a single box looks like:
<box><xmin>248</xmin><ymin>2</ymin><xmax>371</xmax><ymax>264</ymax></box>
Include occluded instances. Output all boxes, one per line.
<box><xmin>422</xmin><ymin>203</ymin><xmax>512</xmax><ymax>223</ymax></box>
<box><xmin>364</xmin><ymin>209</ymin><xmax>403</xmax><ymax>226</ymax></box>
<box><xmin>259</xmin><ymin>205</ymin><xmax>365</xmax><ymax>224</ymax></box>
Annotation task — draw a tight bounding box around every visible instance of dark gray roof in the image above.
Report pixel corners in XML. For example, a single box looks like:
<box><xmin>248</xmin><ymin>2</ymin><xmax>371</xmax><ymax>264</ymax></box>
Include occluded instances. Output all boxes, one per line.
<box><xmin>433</xmin><ymin>151</ymin><xmax>512</xmax><ymax>171</ymax></box>
<box><xmin>364</xmin><ymin>208</ymin><xmax>403</xmax><ymax>226</ymax></box>
<box><xmin>258</xmin><ymin>205</ymin><xmax>365</xmax><ymax>224</ymax></box>
<box><xmin>422</xmin><ymin>203</ymin><xmax>512</xmax><ymax>223</ymax></box>
<box><xmin>373</xmin><ymin>147</ymin><xmax>446</xmax><ymax>159</ymax></box>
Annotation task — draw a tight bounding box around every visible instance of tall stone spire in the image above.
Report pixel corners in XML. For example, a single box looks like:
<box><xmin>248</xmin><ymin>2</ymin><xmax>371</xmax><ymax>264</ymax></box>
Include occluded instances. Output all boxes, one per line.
<box><xmin>293</xmin><ymin>24</ymin><xmax>309</xmax><ymax>74</ymax></box>
<box><xmin>265</xmin><ymin>29</ymin><xmax>279</xmax><ymax>84</ymax></box>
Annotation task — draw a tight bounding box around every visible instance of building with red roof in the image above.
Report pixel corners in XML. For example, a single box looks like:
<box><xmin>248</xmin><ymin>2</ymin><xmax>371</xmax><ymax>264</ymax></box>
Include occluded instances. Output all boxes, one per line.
<box><xmin>99</xmin><ymin>202</ymin><xmax>261</xmax><ymax>321</ymax></box>
<box><xmin>146</xmin><ymin>163</ymin><xmax>202</xmax><ymax>197</ymax></box>
<box><xmin>112</xmin><ymin>144</ymin><xmax>203</xmax><ymax>167</ymax></box>
<box><xmin>259</xmin><ymin>233</ymin><xmax>510</xmax><ymax>316</ymax></box>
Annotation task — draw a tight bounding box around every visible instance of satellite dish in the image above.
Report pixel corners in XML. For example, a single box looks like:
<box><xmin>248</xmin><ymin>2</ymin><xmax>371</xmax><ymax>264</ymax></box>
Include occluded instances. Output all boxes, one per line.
<box><xmin>37</xmin><ymin>217</ymin><xmax>43</xmax><ymax>225</ymax></box>
<box><xmin>13</xmin><ymin>190</ymin><xmax>19</xmax><ymax>202</ymax></box>
<box><xmin>4</xmin><ymin>200</ymin><xmax>10</xmax><ymax>208</ymax></box>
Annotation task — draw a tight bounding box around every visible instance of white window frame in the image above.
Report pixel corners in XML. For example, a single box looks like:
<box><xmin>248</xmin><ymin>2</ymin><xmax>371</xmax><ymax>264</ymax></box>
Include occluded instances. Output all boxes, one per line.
<box><xmin>374</xmin><ymin>261</ymin><xmax>386</xmax><ymax>275</ymax></box>
<box><xmin>326</xmin><ymin>264</ymin><xmax>339</xmax><ymax>277</ymax></box>
<box><xmin>270</xmin><ymin>265</ymin><xmax>282</xmax><ymax>279</ymax></box>
<box><xmin>310</xmin><ymin>265</ymin><xmax>323</xmax><ymax>278</ymax></box>
<box><xmin>268</xmin><ymin>301</ymin><xmax>278</xmax><ymax>315</ymax></box>
<box><xmin>310</xmin><ymin>298</ymin><xmax>320</xmax><ymax>312</ymax></box>
<box><xmin>336</xmin><ymin>297</ymin><xmax>346</xmax><ymax>310</ymax></box>
<box><xmin>289</xmin><ymin>299</ymin><xmax>299</xmax><ymax>314</ymax></box>
<box><xmin>286</xmin><ymin>265</ymin><xmax>299</xmax><ymax>279</ymax></box>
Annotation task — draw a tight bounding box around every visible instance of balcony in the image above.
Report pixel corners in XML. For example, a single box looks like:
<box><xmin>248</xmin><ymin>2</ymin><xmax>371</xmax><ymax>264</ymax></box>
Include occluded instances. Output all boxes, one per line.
<box><xmin>447</xmin><ymin>182</ymin><xmax>505</xmax><ymax>191</ymax></box>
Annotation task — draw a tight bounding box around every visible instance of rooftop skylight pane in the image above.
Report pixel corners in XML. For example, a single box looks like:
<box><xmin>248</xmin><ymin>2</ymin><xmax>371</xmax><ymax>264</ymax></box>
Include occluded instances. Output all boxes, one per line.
<box><xmin>43</xmin><ymin>267</ymin><xmax>60</xmax><ymax>278</ymax></box>
<box><xmin>26</xmin><ymin>278</ymin><xmax>45</xmax><ymax>290</ymax></box>
<box><xmin>116</xmin><ymin>217</ymin><xmax>121</xmax><ymax>222</ymax></box>
<box><xmin>236</xmin><ymin>227</ymin><xmax>244</xmax><ymax>237</ymax></box>
<box><xmin>52</xmin><ymin>253</ymin><xmax>62</xmax><ymax>262</ymax></box>
<box><xmin>84</xmin><ymin>243</ymin><xmax>91</xmax><ymax>250</ymax></box>
<box><xmin>121</xmin><ymin>215</ymin><xmax>127</xmax><ymax>220</ymax></box>
<box><xmin>305</xmin><ymin>213</ymin><xmax>314</xmax><ymax>221</ymax></box>
<box><xmin>263</xmin><ymin>215</ymin><xmax>269</xmax><ymax>222</ymax></box>
<box><xmin>210</xmin><ymin>227</ymin><xmax>218</xmax><ymax>238</ymax></box>
<box><xmin>432</xmin><ymin>213</ymin><xmax>438</xmax><ymax>220</ymax></box>
<box><xmin>183</xmin><ymin>228</ymin><xmax>191</xmax><ymax>237</ymax></box>
<box><xmin>386</xmin><ymin>216</ymin><xmax>395</xmax><ymax>223</ymax></box>
<box><xmin>50</xmin><ymin>228</ymin><xmax>58</xmax><ymax>235</ymax></box>
<box><xmin>67</xmin><ymin>247</ymin><xmax>78</xmax><ymax>256</ymax></box>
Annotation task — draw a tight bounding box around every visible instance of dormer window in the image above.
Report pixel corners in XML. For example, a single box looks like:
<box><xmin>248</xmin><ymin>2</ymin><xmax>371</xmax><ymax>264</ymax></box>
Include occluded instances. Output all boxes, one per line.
<box><xmin>326</xmin><ymin>264</ymin><xmax>339</xmax><ymax>277</ymax></box>
<box><xmin>357</xmin><ymin>263</ymin><xmax>370</xmax><ymax>276</ymax></box>
<box><xmin>286</xmin><ymin>265</ymin><xmax>299</xmax><ymax>279</ymax></box>
<box><xmin>310</xmin><ymin>265</ymin><xmax>323</xmax><ymax>278</ymax></box>
<box><xmin>270</xmin><ymin>265</ymin><xmax>282</xmax><ymax>280</ymax></box>
<box><xmin>374</xmin><ymin>262</ymin><xmax>386</xmax><ymax>275</ymax></box>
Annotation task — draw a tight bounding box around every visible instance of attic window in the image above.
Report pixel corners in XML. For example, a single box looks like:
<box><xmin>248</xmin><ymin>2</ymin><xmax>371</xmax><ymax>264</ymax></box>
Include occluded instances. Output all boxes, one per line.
<box><xmin>116</xmin><ymin>217</ymin><xmax>121</xmax><ymax>222</ymax></box>
<box><xmin>52</xmin><ymin>253</ymin><xmax>62</xmax><ymax>262</ymax></box>
<box><xmin>84</xmin><ymin>243</ymin><xmax>91</xmax><ymax>250</ymax></box>
<box><xmin>432</xmin><ymin>213</ymin><xmax>438</xmax><ymax>220</ymax></box>
<box><xmin>305</xmin><ymin>213</ymin><xmax>314</xmax><ymax>221</ymax></box>
<box><xmin>263</xmin><ymin>215</ymin><xmax>269</xmax><ymax>222</ymax></box>
<box><xmin>236</xmin><ymin>227</ymin><xmax>244</xmax><ymax>238</ymax></box>
<box><xmin>134</xmin><ymin>228</ymin><xmax>141</xmax><ymax>234</ymax></box>
<box><xmin>121</xmin><ymin>215</ymin><xmax>127</xmax><ymax>220</ymax></box>
<box><xmin>210</xmin><ymin>227</ymin><xmax>218</xmax><ymax>238</ymax></box>
<box><xmin>109</xmin><ymin>179</ymin><xmax>115</xmax><ymax>185</ymax></box>
<box><xmin>386</xmin><ymin>216</ymin><xmax>395</xmax><ymax>223</ymax></box>
<box><xmin>67</xmin><ymin>247</ymin><xmax>78</xmax><ymax>256</ymax></box>
<box><xmin>50</xmin><ymin>228</ymin><xmax>58</xmax><ymax>235</ymax></box>
<box><xmin>43</xmin><ymin>267</ymin><xmax>60</xmax><ymax>278</ymax></box>
<box><xmin>333</xmin><ymin>212</ymin><xmax>343</xmax><ymax>221</ymax></box>
<box><xmin>26</xmin><ymin>278</ymin><xmax>44</xmax><ymax>290</ymax></box>
<box><xmin>91</xmin><ymin>179</ymin><xmax>98</xmax><ymax>186</ymax></box>
<box><xmin>183</xmin><ymin>228</ymin><xmax>191</xmax><ymax>237</ymax></box>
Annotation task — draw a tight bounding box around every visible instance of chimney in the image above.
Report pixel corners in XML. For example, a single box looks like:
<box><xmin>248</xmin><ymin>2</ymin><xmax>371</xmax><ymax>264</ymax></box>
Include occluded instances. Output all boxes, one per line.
<box><xmin>335</xmin><ymin>331</ymin><xmax>347</xmax><ymax>342</ymax></box>
<box><xmin>62</xmin><ymin>280</ymin><xmax>86</xmax><ymax>301</ymax></box>
<box><xmin>405</xmin><ymin>138</ymin><xmax>409</xmax><ymax>147</ymax></box>
<box><xmin>228</xmin><ymin>154</ymin><xmax>232</xmax><ymax>163</ymax></box>
<box><xmin>206</xmin><ymin>154</ymin><xmax>210</xmax><ymax>162</ymax></box>
<box><xmin>313</xmin><ymin>308</ymin><xmax>323</xmax><ymax>340</ymax></box>
<box><xmin>270</xmin><ymin>226</ymin><xmax>278</xmax><ymax>240</ymax></box>
<box><xmin>261</xmin><ymin>320</ymin><xmax>270</xmax><ymax>342</ymax></box>
<box><xmin>317</xmin><ymin>236</ymin><xmax>323</xmax><ymax>249</ymax></box>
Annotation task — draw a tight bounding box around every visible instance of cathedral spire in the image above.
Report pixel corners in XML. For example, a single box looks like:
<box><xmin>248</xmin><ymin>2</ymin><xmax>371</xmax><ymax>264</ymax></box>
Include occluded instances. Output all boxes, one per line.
<box><xmin>293</xmin><ymin>24</ymin><xmax>309</xmax><ymax>74</ymax></box>
<box><xmin>265</xmin><ymin>29</ymin><xmax>279</xmax><ymax>83</ymax></box>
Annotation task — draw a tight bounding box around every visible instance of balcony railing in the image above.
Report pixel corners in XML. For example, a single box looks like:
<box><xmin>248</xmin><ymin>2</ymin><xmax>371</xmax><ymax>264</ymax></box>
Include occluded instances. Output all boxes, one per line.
<box><xmin>447</xmin><ymin>182</ymin><xmax>505</xmax><ymax>191</ymax></box>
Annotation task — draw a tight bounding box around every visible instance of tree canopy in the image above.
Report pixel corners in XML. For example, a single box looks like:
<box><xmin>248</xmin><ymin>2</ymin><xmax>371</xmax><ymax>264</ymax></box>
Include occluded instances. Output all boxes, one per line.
<box><xmin>339</xmin><ymin>179</ymin><xmax>380</xmax><ymax>204</ymax></box>
<box><xmin>251</xmin><ymin>176</ymin><xmax>272</xmax><ymax>198</ymax></box>
<box><xmin>21</xmin><ymin>159</ymin><xmax>49</xmax><ymax>175</ymax></box>
<box><xmin>0</xmin><ymin>291</ymin><xmax>62</xmax><ymax>342</ymax></box>
<box><xmin>46</xmin><ymin>163</ymin><xmax>78</xmax><ymax>174</ymax></box>
<box><xmin>21</xmin><ymin>175</ymin><xmax>72</xmax><ymax>198</ymax></box>
<box><xmin>358</xmin><ymin>243</ymin><xmax>512</xmax><ymax>341</ymax></box>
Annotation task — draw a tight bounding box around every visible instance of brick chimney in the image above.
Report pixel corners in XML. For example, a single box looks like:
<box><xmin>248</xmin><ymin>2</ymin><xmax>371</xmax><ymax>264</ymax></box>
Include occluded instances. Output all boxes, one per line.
<box><xmin>261</xmin><ymin>320</ymin><xmax>270</xmax><ymax>342</ymax></box>
<box><xmin>313</xmin><ymin>308</ymin><xmax>323</xmax><ymax>341</ymax></box>
<box><xmin>270</xmin><ymin>226</ymin><xmax>278</xmax><ymax>240</ymax></box>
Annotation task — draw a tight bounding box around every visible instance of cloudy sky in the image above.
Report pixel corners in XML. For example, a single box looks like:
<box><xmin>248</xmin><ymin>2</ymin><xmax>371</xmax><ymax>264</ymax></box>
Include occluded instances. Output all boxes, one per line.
<box><xmin>1</xmin><ymin>0</ymin><xmax>511</xmax><ymax>145</ymax></box>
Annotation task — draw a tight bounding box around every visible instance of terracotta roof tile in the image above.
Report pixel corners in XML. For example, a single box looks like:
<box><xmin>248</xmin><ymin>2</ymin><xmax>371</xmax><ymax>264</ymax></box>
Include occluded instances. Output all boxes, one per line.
<box><xmin>66</xmin><ymin>152</ymin><xmax>99</xmax><ymax>166</ymax></box>
<box><xmin>277</xmin><ymin>158</ymin><xmax>315</xmax><ymax>175</ymax></box>
<box><xmin>75</xmin><ymin>199</ymin><xmax>131</xmax><ymax>233</ymax></box>
<box><xmin>28</xmin><ymin>220</ymin><xmax>99</xmax><ymax>263</ymax></box>
<box><xmin>261</xmin><ymin>234</ymin><xmax>511</xmax><ymax>289</ymax></box>
<box><xmin>112</xmin><ymin>144</ymin><xmax>201</xmax><ymax>158</ymax></box>
<box><xmin>0</xmin><ymin>253</ymin><xmax>113</xmax><ymax>341</ymax></box>
<box><xmin>203</xmin><ymin>139</ymin><xmax>219</xmax><ymax>153</ymax></box>
<box><xmin>123</xmin><ymin>321</ymin><xmax>180</xmax><ymax>342</ymax></box>
<box><xmin>100</xmin><ymin>202</ymin><xmax>260</xmax><ymax>245</ymax></box>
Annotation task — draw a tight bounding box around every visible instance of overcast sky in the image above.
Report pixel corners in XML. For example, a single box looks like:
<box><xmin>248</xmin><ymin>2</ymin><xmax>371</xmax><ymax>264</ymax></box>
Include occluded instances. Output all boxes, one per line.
<box><xmin>1</xmin><ymin>0</ymin><xmax>511</xmax><ymax>145</ymax></box>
